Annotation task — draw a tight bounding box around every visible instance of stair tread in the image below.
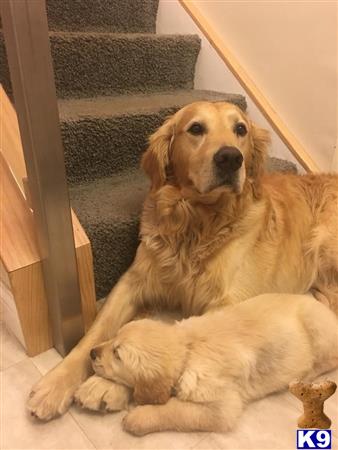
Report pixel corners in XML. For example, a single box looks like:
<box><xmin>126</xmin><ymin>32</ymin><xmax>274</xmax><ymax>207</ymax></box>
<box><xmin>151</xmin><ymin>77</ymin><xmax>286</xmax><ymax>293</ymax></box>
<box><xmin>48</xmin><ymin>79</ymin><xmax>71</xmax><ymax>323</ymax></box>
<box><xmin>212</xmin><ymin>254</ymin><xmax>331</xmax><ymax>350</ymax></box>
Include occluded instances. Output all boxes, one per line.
<box><xmin>0</xmin><ymin>32</ymin><xmax>201</xmax><ymax>98</ymax></box>
<box><xmin>46</xmin><ymin>0</ymin><xmax>159</xmax><ymax>33</ymax></box>
<box><xmin>69</xmin><ymin>168</ymin><xmax>148</xmax><ymax>298</ymax></box>
<box><xmin>69</xmin><ymin>169</ymin><xmax>149</xmax><ymax>226</ymax></box>
<box><xmin>50</xmin><ymin>33</ymin><xmax>200</xmax><ymax>98</ymax></box>
<box><xmin>49</xmin><ymin>31</ymin><xmax>195</xmax><ymax>38</ymax></box>
<box><xmin>59</xmin><ymin>90</ymin><xmax>246</xmax><ymax>121</ymax></box>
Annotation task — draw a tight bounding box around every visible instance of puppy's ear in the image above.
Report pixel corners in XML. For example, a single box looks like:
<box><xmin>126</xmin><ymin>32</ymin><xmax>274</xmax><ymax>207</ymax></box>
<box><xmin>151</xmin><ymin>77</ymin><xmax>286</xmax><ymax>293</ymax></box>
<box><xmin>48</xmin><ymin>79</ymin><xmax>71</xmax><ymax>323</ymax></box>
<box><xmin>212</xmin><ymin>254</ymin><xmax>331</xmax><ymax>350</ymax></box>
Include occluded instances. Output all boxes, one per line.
<box><xmin>249</xmin><ymin>123</ymin><xmax>270</xmax><ymax>197</ymax></box>
<box><xmin>133</xmin><ymin>376</ymin><xmax>172</xmax><ymax>405</ymax></box>
<box><xmin>141</xmin><ymin>117</ymin><xmax>175</xmax><ymax>190</ymax></box>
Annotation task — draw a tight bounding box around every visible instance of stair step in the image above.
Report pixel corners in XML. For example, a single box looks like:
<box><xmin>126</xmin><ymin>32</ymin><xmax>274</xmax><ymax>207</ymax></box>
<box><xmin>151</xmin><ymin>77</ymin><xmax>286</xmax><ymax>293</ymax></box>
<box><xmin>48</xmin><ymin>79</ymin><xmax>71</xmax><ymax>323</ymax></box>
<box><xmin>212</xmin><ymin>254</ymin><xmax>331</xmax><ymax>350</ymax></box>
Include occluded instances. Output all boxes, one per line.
<box><xmin>69</xmin><ymin>169</ymin><xmax>149</xmax><ymax>299</ymax></box>
<box><xmin>71</xmin><ymin>157</ymin><xmax>297</xmax><ymax>299</ymax></box>
<box><xmin>50</xmin><ymin>32</ymin><xmax>200</xmax><ymax>98</ymax></box>
<box><xmin>266</xmin><ymin>157</ymin><xmax>297</xmax><ymax>173</ymax></box>
<box><xmin>46</xmin><ymin>0</ymin><xmax>159</xmax><ymax>33</ymax></box>
<box><xmin>59</xmin><ymin>90</ymin><xmax>247</xmax><ymax>184</ymax></box>
<box><xmin>0</xmin><ymin>32</ymin><xmax>200</xmax><ymax>99</ymax></box>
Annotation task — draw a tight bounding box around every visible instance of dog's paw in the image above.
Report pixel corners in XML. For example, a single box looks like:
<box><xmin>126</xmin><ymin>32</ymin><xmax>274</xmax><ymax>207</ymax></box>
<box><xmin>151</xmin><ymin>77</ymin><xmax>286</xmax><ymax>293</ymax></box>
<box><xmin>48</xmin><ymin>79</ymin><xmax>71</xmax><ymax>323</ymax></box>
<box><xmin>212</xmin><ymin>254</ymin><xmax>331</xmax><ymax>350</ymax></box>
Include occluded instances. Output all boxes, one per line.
<box><xmin>122</xmin><ymin>406</ymin><xmax>156</xmax><ymax>436</ymax></box>
<box><xmin>27</xmin><ymin>364</ymin><xmax>81</xmax><ymax>421</ymax></box>
<box><xmin>102</xmin><ymin>382</ymin><xmax>131</xmax><ymax>411</ymax></box>
<box><xmin>74</xmin><ymin>375</ymin><xmax>130</xmax><ymax>412</ymax></box>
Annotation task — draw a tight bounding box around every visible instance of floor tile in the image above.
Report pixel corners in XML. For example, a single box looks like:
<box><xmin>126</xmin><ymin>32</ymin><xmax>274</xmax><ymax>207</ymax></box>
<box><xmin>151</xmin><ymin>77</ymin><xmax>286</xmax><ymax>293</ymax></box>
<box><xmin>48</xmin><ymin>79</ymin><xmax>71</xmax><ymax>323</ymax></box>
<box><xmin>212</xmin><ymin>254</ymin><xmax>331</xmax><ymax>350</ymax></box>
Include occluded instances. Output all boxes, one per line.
<box><xmin>70</xmin><ymin>407</ymin><xmax>207</xmax><ymax>450</ymax></box>
<box><xmin>1</xmin><ymin>359</ymin><xmax>94</xmax><ymax>449</ymax></box>
<box><xmin>0</xmin><ymin>321</ymin><xmax>28</xmax><ymax>371</ymax></box>
<box><xmin>30</xmin><ymin>348</ymin><xmax>63</xmax><ymax>376</ymax></box>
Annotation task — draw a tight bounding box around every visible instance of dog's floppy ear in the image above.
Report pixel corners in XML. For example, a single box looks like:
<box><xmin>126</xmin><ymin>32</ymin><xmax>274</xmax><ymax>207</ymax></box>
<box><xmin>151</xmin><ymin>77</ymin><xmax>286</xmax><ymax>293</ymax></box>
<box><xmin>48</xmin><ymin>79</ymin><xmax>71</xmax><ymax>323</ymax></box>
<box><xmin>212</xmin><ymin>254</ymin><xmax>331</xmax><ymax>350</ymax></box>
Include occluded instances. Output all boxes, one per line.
<box><xmin>141</xmin><ymin>117</ymin><xmax>175</xmax><ymax>190</ymax></box>
<box><xmin>249</xmin><ymin>123</ymin><xmax>270</xmax><ymax>197</ymax></box>
<box><xmin>133</xmin><ymin>375</ymin><xmax>172</xmax><ymax>405</ymax></box>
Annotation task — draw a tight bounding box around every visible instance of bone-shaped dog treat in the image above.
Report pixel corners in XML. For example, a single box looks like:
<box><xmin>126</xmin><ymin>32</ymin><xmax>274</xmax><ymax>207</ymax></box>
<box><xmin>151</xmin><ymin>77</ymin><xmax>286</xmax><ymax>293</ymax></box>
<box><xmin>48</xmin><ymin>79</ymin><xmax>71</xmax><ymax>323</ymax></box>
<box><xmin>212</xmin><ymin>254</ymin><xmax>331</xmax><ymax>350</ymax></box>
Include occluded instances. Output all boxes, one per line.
<box><xmin>289</xmin><ymin>380</ymin><xmax>337</xmax><ymax>429</ymax></box>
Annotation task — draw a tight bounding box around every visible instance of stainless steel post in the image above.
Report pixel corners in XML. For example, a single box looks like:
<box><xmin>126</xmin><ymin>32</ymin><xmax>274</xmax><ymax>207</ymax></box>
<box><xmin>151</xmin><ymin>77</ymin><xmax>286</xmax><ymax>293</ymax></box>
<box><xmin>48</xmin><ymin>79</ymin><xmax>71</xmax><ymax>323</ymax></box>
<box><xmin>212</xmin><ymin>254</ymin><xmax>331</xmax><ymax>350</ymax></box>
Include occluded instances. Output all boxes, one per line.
<box><xmin>1</xmin><ymin>0</ymin><xmax>84</xmax><ymax>355</ymax></box>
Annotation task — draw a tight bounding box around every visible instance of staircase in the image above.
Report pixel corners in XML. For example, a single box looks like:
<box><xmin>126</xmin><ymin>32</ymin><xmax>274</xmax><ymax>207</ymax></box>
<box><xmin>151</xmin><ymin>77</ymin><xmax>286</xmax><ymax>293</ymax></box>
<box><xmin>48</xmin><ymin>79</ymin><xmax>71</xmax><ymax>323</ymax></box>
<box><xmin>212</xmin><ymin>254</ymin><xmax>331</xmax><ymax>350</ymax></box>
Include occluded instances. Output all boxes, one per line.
<box><xmin>0</xmin><ymin>0</ymin><xmax>296</xmax><ymax>300</ymax></box>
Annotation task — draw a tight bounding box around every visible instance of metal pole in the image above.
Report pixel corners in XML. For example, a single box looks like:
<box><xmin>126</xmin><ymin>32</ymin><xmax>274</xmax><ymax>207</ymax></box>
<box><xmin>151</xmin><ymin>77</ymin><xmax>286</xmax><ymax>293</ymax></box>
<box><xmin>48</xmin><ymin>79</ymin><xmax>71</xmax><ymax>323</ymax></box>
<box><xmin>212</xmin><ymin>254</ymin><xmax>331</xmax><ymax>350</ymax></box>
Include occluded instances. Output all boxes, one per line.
<box><xmin>1</xmin><ymin>0</ymin><xmax>84</xmax><ymax>355</ymax></box>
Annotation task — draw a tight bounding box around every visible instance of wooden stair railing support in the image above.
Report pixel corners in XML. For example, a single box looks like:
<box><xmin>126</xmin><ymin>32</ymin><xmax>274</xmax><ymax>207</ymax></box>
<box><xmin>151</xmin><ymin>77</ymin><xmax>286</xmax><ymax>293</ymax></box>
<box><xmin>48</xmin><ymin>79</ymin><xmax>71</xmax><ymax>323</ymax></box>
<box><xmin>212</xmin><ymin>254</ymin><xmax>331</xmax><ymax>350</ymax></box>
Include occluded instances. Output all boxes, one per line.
<box><xmin>0</xmin><ymin>152</ymin><xmax>97</xmax><ymax>356</ymax></box>
<box><xmin>0</xmin><ymin>0</ymin><xmax>96</xmax><ymax>355</ymax></box>
<box><xmin>179</xmin><ymin>0</ymin><xmax>319</xmax><ymax>173</ymax></box>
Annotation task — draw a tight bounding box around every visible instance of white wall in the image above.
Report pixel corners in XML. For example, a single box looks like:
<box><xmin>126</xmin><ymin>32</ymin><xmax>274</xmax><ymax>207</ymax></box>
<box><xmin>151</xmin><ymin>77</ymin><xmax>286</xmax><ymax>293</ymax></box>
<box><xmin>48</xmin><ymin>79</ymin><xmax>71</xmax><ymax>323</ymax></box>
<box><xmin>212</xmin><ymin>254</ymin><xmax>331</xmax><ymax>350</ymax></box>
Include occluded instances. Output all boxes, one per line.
<box><xmin>157</xmin><ymin>0</ymin><xmax>337</xmax><ymax>172</ymax></box>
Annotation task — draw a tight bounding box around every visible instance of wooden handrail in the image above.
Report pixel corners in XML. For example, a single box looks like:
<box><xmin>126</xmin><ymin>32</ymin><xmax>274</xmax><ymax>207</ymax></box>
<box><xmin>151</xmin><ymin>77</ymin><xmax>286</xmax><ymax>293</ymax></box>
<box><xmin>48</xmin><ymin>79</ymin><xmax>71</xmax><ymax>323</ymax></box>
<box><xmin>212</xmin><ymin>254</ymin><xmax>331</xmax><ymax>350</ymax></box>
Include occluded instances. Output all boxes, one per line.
<box><xmin>179</xmin><ymin>0</ymin><xmax>320</xmax><ymax>173</ymax></box>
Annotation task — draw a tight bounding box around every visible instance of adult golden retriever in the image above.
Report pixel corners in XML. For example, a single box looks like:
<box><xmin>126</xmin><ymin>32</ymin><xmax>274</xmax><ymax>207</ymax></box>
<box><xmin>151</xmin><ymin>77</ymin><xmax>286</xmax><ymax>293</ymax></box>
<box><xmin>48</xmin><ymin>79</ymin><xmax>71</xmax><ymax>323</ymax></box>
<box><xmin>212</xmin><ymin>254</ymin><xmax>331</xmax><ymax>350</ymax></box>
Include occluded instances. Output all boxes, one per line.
<box><xmin>90</xmin><ymin>294</ymin><xmax>337</xmax><ymax>435</ymax></box>
<box><xmin>28</xmin><ymin>101</ymin><xmax>338</xmax><ymax>420</ymax></box>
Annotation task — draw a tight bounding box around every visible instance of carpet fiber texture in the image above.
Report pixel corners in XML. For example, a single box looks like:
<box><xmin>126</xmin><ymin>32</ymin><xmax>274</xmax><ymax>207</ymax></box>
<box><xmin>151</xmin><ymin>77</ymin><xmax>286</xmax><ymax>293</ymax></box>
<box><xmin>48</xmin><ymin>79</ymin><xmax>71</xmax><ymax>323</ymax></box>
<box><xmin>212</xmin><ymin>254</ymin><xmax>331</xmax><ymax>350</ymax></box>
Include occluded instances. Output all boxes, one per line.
<box><xmin>46</xmin><ymin>0</ymin><xmax>159</xmax><ymax>33</ymax></box>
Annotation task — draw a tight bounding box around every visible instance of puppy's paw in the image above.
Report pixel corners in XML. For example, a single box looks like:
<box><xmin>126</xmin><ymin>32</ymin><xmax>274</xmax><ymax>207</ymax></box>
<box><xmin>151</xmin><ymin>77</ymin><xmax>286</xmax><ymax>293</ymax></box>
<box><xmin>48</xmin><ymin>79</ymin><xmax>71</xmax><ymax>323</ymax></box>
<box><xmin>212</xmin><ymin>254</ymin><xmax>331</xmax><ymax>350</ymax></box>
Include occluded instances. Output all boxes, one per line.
<box><xmin>103</xmin><ymin>383</ymin><xmax>131</xmax><ymax>411</ymax></box>
<box><xmin>74</xmin><ymin>375</ymin><xmax>130</xmax><ymax>412</ymax></box>
<box><xmin>123</xmin><ymin>406</ymin><xmax>155</xmax><ymax>436</ymax></box>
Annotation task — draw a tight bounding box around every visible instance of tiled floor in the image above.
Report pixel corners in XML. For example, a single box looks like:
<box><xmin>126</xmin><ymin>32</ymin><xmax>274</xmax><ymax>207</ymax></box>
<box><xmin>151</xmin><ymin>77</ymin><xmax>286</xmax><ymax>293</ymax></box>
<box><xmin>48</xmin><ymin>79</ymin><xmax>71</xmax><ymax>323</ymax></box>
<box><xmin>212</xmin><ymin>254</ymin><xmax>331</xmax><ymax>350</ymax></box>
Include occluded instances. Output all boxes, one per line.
<box><xmin>1</xmin><ymin>320</ymin><xmax>337</xmax><ymax>450</ymax></box>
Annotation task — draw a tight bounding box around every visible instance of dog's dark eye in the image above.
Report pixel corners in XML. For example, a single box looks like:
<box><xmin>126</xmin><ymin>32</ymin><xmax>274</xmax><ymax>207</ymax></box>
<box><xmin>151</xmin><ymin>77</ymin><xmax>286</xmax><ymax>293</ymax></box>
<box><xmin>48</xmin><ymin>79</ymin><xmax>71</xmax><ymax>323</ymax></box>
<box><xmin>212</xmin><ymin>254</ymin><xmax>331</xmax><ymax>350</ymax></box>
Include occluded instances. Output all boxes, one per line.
<box><xmin>188</xmin><ymin>122</ymin><xmax>205</xmax><ymax>136</ymax></box>
<box><xmin>234</xmin><ymin>122</ymin><xmax>247</xmax><ymax>137</ymax></box>
<box><xmin>113</xmin><ymin>347</ymin><xmax>121</xmax><ymax>360</ymax></box>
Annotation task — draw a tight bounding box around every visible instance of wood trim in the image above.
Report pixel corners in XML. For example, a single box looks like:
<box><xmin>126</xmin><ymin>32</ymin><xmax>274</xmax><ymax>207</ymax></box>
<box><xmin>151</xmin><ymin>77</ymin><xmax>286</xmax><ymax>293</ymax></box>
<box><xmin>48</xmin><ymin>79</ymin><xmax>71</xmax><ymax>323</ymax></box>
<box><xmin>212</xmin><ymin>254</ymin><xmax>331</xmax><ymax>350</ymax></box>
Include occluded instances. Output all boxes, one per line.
<box><xmin>0</xmin><ymin>84</ymin><xmax>27</xmax><ymax>194</ymax></box>
<box><xmin>0</xmin><ymin>152</ymin><xmax>41</xmax><ymax>273</ymax></box>
<box><xmin>179</xmin><ymin>0</ymin><xmax>320</xmax><ymax>173</ymax></box>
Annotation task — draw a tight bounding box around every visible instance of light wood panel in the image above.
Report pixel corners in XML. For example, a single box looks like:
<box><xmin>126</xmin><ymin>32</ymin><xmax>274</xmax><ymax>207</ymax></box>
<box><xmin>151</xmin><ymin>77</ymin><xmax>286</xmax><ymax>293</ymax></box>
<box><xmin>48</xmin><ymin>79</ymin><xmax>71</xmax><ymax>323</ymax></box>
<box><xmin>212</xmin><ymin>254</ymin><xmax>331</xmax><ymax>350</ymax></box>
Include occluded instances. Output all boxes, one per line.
<box><xmin>0</xmin><ymin>85</ymin><xmax>96</xmax><ymax>355</ymax></box>
<box><xmin>1</xmin><ymin>153</ymin><xmax>41</xmax><ymax>272</ymax></box>
<box><xmin>0</xmin><ymin>84</ymin><xmax>27</xmax><ymax>193</ymax></box>
<box><xmin>9</xmin><ymin>263</ymin><xmax>53</xmax><ymax>356</ymax></box>
<box><xmin>179</xmin><ymin>0</ymin><xmax>320</xmax><ymax>173</ymax></box>
<box><xmin>76</xmin><ymin>244</ymin><xmax>97</xmax><ymax>332</ymax></box>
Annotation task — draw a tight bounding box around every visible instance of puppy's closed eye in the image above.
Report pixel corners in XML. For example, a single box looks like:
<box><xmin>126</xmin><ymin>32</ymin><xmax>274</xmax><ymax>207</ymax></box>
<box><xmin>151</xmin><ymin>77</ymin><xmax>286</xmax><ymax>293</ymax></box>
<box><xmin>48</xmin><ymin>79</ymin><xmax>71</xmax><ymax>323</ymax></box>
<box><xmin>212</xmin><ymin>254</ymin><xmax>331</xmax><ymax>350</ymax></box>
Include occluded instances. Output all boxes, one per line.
<box><xmin>113</xmin><ymin>347</ymin><xmax>121</xmax><ymax>361</ymax></box>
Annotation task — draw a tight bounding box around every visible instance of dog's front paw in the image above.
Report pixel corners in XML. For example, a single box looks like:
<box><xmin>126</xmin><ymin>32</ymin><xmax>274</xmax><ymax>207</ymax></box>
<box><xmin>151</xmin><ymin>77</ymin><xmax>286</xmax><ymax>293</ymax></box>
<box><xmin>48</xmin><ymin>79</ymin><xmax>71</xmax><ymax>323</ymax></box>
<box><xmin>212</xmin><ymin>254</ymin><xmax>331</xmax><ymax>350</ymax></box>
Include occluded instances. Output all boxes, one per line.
<box><xmin>75</xmin><ymin>375</ymin><xmax>130</xmax><ymax>412</ymax></box>
<box><xmin>27</xmin><ymin>364</ymin><xmax>81</xmax><ymax>421</ymax></box>
<box><xmin>123</xmin><ymin>406</ymin><xmax>156</xmax><ymax>436</ymax></box>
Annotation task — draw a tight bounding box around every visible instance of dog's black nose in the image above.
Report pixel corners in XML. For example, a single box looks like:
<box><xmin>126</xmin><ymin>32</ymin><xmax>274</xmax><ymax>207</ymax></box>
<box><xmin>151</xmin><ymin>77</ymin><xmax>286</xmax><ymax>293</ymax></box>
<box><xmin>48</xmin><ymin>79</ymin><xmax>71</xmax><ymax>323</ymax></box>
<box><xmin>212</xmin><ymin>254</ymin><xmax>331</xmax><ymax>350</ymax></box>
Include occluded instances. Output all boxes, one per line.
<box><xmin>213</xmin><ymin>147</ymin><xmax>243</xmax><ymax>172</ymax></box>
<box><xmin>90</xmin><ymin>348</ymin><xmax>97</xmax><ymax>360</ymax></box>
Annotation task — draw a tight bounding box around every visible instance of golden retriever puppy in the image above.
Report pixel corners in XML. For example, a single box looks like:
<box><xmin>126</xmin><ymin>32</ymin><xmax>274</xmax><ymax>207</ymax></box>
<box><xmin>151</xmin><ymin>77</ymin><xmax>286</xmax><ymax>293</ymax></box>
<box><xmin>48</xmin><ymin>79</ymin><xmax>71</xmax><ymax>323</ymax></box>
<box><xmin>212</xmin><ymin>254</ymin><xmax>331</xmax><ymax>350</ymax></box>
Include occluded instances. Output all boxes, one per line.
<box><xmin>90</xmin><ymin>294</ymin><xmax>338</xmax><ymax>435</ymax></box>
<box><xmin>28</xmin><ymin>101</ymin><xmax>338</xmax><ymax>421</ymax></box>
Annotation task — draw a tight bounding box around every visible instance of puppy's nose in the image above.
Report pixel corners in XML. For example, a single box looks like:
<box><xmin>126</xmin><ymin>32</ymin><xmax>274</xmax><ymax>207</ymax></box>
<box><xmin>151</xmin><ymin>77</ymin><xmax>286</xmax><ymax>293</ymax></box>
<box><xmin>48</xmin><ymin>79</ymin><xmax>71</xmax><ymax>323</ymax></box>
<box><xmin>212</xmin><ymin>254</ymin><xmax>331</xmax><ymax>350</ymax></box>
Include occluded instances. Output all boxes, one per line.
<box><xmin>90</xmin><ymin>348</ymin><xmax>98</xmax><ymax>360</ymax></box>
<box><xmin>213</xmin><ymin>146</ymin><xmax>243</xmax><ymax>172</ymax></box>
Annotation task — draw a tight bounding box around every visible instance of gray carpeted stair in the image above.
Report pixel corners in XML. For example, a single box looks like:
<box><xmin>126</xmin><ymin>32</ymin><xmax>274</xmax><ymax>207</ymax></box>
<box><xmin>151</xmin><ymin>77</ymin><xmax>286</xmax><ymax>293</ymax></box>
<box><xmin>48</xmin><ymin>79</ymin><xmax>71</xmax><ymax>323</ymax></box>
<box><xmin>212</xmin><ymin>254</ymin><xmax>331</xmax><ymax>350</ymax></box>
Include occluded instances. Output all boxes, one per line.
<box><xmin>0</xmin><ymin>0</ymin><xmax>297</xmax><ymax>299</ymax></box>
<box><xmin>50</xmin><ymin>32</ymin><xmax>201</xmax><ymax>98</ymax></box>
<box><xmin>46</xmin><ymin>0</ymin><xmax>159</xmax><ymax>33</ymax></box>
<box><xmin>0</xmin><ymin>33</ymin><xmax>200</xmax><ymax>98</ymax></box>
<box><xmin>69</xmin><ymin>169</ymin><xmax>148</xmax><ymax>298</ymax></box>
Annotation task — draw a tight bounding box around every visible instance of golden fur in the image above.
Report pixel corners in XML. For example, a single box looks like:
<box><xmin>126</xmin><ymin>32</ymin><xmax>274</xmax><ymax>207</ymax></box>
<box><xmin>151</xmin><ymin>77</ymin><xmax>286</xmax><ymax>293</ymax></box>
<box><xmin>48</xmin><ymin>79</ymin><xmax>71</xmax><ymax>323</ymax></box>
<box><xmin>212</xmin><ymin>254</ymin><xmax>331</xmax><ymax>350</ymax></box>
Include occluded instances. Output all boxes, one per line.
<box><xmin>90</xmin><ymin>294</ymin><xmax>338</xmax><ymax>435</ymax></box>
<box><xmin>27</xmin><ymin>101</ymin><xmax>338</xmax><ymax>421</ymax></box>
